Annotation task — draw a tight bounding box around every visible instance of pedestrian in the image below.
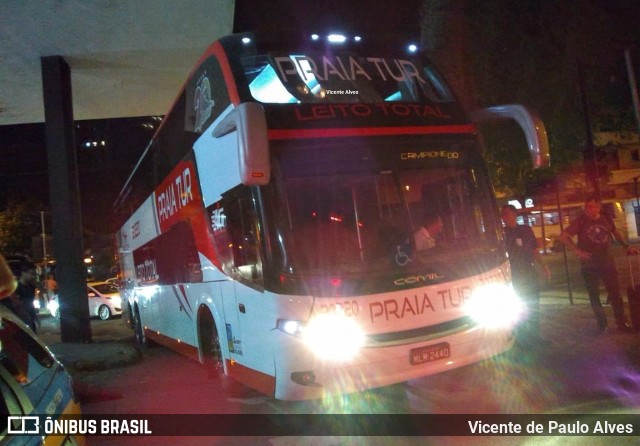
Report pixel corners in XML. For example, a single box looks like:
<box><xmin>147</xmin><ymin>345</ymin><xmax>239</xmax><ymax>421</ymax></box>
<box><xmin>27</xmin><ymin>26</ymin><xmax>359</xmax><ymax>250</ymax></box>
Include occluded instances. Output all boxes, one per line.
<box><xmin>14</xmin><ymin>260</ymin><xmax>39</xmax><ymax>332</ymax></box>
<box><xmin>501</xmin><ymin>205</ymin><xmax>551</xmax><ymax>346</ymax></box>
<box><xmin>559</xmin><ymin>196</ymin><xmax>638</xmax><ymax>333</ymax></box>
<box><xmin>45</xmin><ymin>274</ymin><xmax>57</xmax><ymax>302</ymax></box>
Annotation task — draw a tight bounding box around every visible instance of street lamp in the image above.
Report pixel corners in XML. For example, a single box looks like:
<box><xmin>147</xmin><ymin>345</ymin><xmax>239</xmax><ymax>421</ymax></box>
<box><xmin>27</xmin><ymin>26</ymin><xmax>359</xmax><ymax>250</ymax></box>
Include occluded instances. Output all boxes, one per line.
<box><xmin>40</xmin><ymin>210</ymin><xmax>47</xmax><ymax>264</ymax></box>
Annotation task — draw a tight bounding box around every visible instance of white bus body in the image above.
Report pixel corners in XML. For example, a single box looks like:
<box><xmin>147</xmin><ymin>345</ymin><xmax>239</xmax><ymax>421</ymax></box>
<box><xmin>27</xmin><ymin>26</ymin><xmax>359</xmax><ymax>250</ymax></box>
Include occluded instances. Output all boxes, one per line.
<box><xmin>115</xmin><ymin>32</ymin><xmax>549</xmax><ymax>400</ymax></box>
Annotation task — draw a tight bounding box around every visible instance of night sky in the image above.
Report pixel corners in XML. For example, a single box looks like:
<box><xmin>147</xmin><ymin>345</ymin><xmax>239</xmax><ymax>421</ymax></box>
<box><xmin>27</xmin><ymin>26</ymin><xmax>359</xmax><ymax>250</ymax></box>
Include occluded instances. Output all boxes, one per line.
<box><xmin>0</xmin><ymin>117</ymin><xmax>157</xmax><ymax>232</ymax></box>
<box><xmin>233</xmin><ymin>0</ymin><xmax>421</xmax><ymax>45</ymax></box>
<box><xmin>2</xmin><ymin>0</ymin><xmax>637</xmax><ymax>235</ymax></box>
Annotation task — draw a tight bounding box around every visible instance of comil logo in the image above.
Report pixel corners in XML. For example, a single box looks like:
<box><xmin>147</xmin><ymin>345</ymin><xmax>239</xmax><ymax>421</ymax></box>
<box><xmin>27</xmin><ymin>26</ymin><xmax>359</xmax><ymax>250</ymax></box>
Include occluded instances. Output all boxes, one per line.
<box><xmin>7</xmin><ymin>416</ymin><xmax>40</xmax><ymax>434</ymax></box>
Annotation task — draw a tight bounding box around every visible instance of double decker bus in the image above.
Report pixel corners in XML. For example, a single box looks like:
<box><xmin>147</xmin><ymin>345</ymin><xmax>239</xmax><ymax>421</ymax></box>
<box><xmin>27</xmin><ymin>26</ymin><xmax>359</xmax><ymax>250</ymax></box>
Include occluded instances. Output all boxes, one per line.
<box><xmin>114</xmin><ymin>32</ymin><xmax>549</xmax><ymax>400</ymax></box>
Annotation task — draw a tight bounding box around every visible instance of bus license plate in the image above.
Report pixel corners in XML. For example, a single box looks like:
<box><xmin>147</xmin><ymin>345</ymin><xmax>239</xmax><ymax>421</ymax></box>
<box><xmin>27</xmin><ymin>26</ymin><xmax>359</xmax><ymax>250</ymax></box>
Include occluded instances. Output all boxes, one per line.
<box><xmin>410</xmin><ymin>342</ymin><xmax>451</xmax><ymax>365</ymax></box>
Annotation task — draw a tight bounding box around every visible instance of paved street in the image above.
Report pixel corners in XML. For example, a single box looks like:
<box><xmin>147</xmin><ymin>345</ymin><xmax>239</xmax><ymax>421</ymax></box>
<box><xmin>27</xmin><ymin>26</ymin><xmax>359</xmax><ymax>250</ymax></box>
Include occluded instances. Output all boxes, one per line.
<box><xmin>35</xmin><ymin>300</ymin><xmax>640</xmax><ymax>445</ymax></box>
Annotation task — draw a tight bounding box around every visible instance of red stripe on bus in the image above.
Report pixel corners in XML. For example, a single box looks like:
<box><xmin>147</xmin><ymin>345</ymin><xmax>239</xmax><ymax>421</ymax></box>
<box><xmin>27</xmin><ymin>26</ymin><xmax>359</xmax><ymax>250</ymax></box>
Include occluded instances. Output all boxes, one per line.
<box><xmin>267</xmin><ymin>125</ymin><xmax>476</xmax><ymax>140</ymax></box>
<box><xmin>225</xmin><ymin>359</ymin><xmax>276</xmax><ymax>397</ymax></box>
<box><xmin>145</xmin><ymin>330</ymin><xmax>200</xmax><ymax>362</ymax></box>
<box><xmin>145</xmin><ymin>329</ymin><xmax>276</xmax><ymax>397</ymax></box>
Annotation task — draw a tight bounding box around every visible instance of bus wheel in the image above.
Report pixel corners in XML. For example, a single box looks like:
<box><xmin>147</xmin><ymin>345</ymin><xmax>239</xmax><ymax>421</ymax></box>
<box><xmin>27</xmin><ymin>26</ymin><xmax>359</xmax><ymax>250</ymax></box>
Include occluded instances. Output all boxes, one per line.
<box><xmin>133</xmin><ymin>306</ymin><xmax>147</xmax><ymax>346</ymax></box>
<box><xmin>199</xmin><ymin>311</ymin><xmax>223</xmax><ymax>376</ymax></box>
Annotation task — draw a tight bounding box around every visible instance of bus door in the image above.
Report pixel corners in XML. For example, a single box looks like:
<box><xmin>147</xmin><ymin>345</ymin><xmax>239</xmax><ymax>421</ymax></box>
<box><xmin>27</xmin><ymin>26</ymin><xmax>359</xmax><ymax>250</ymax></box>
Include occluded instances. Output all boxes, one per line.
<box><xmin>211</xmin><ymin>186</ymin><xmax>268</xmax><ymax>371</ymax></box>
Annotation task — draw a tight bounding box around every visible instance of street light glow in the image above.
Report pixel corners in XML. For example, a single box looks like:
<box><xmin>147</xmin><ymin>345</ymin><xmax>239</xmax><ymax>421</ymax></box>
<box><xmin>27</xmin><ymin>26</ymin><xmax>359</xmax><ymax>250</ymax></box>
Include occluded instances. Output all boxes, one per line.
<box><xmin>327</xmin><ymin>34</ymin><xmax>347</xmax><ymax>44</ymax></box>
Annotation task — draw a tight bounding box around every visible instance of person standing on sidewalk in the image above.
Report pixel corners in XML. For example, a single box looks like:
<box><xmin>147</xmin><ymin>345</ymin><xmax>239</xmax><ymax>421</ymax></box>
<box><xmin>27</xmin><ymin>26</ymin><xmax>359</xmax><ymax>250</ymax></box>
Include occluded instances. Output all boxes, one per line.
<box><xmin>44</xmin><ymin>274</ymin><xmax>57</xmax><ymax>303</ymax></box>
<box><xmin>559</xmin><ymin>196</ymin><xmax>638</xmax><ymax>333</ymax></box>
<box><xmin>501</xmin><ymin>205</ymin><xmax>551</xmax><ymax>346</ymax></box>
<box><xmin>14</xmin><ymin>261</ymin><xmax>39</xmax><ymax>333</ymax></box>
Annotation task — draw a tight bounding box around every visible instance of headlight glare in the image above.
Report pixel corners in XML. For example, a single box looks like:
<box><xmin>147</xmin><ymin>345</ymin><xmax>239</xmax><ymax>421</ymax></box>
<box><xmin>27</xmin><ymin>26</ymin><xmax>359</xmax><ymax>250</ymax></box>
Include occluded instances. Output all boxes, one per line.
<box><xmin>303</xmin><ymin>312</ymin><xmax>364</xmax><ymax>361</ymax></box>
<box><xmin>47</xmin><ymin>298</ymin><xmax>59</xmax><ymax>316</ymax></box>
<box><xmin>465</xmin><ymin>283</ymin><xmax>524</xmax><ymax>329</ymax></box>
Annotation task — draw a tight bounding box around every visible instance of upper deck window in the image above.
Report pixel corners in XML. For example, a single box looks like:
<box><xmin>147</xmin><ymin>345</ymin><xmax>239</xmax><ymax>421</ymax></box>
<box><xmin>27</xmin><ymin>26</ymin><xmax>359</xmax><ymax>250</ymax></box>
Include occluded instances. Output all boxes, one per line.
<box><xmin>241</xmin><ymin>53</ymin><xmax>454</xmax><ymax>104</ymax></box>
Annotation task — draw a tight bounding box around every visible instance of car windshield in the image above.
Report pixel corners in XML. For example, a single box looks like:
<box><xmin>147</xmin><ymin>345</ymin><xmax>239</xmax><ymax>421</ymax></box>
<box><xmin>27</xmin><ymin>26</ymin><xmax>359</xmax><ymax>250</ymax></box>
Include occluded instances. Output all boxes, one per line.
<box><xmin>90</xmin><ymin>283</ymin><xmax>119</xmax><ymax>294</ymax></box>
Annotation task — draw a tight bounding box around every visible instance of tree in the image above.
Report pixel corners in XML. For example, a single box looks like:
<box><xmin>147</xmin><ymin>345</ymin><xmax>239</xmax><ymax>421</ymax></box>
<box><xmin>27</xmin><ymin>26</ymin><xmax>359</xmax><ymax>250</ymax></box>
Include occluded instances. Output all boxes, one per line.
<box><xmin>0</xmin><ymin>198</ymin><xmax>44</xmax><ymax>256</ymax></box>
<box><xmin>421</xmin><ymin>0</ymin><xmax>640</xmax><ymax>196</ymax></box>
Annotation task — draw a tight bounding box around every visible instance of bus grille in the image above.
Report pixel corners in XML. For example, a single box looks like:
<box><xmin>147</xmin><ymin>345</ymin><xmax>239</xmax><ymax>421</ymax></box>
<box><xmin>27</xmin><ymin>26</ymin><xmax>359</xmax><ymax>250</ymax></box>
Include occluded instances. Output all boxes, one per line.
<box><xmin>365</xmin><ymin>316</ymin><xmax>474</xmax><ymax>347</ymax></box>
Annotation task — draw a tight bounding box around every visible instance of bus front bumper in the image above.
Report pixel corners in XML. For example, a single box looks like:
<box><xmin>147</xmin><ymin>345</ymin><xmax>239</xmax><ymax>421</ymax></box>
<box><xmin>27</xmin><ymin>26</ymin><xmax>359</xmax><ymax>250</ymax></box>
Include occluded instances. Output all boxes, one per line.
<box><xmin>272</xmin><ymin>324</ymin><xmax>515</xmax><ymax>401</ymax></box>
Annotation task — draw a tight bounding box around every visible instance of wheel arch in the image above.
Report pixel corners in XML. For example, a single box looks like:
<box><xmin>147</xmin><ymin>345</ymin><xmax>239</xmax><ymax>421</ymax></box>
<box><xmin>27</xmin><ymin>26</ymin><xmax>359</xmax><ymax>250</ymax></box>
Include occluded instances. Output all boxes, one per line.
<box><xmin>196</xmin><ymin>302</ymin><xmax>229</xmax><ymax>374</ymax></box>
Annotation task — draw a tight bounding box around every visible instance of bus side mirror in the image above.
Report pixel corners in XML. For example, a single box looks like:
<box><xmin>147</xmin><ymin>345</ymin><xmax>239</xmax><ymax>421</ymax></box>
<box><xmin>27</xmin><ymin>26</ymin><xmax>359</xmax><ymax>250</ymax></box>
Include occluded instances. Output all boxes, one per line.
<box><xmin>213</xmin><ymin>102</ymin><xmax>270</xmax><ymax>185</ymax></box>
<box><xmin>469</xmin><ymin>104</ymin><xmax>550</xmax><ymax>169</ymax></box>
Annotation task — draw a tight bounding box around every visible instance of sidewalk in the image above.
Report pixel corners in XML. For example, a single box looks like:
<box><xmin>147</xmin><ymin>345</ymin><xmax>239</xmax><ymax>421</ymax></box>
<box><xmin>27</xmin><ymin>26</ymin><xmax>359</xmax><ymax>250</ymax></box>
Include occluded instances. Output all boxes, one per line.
<box><xmin>46</xmin><ymin>339</ymin><xmax>141</xmax><ymax>372</ymax></box>
<box><xmin>541</xmin><ymin>287</ymin><xmax>591</xmax><ymax>305</ymax></box>
<box><xmin>37</xmin><ymin>315</ymin><xmax>141</xmax><ymax>372</ymax></box>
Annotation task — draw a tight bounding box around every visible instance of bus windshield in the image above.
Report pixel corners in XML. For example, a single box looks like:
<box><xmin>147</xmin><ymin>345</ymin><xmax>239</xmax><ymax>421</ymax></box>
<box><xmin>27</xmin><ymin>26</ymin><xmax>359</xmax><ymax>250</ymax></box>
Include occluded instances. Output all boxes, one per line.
<box><xmin>241</xmin><ymin>52</ymin><xmax>455</xmax><ymax>104</ymax></box>
<box><xmin>268</xmin><ymin>136</ymin><xmax>503</xmax><ymax>277</ymax></box>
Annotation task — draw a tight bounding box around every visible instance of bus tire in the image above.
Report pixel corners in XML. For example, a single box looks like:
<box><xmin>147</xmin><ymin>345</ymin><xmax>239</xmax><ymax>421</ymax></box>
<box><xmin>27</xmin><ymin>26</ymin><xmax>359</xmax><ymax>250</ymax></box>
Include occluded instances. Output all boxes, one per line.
<box><xmin>198</xmin><ymin>309</ymin><xmax>224</xmax><ymax>378</ymax></box>
<box><xmin>133</xmin><ymin>305</ymin><xmax>149</xmax><ymax>347</ymax></box>
<box><xmin>126</xmin><ymin>303</ymin><xmax>134</xmax><ymax>329</ymax></box>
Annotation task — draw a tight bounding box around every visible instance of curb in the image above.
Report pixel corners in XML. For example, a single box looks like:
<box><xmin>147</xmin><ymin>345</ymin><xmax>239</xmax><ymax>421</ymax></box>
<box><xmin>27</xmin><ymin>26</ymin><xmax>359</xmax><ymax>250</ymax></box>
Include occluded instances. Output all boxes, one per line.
<box><xmin>47</xmin><ymin>341</ymin><xmax>141</xmax><ymax>372</ymax></box>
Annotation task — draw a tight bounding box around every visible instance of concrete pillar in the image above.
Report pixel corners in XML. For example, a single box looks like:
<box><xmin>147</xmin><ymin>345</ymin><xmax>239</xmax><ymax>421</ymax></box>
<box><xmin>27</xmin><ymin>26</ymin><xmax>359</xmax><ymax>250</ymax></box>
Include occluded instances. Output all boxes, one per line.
<box><xmin>40</xmin><ymin>55</ymin><xmax>91</xmax><ymax>343</ymax></box>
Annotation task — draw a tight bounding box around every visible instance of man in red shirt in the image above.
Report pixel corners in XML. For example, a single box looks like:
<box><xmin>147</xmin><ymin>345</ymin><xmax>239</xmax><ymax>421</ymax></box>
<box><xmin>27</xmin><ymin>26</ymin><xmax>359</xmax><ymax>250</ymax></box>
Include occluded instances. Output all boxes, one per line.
<box><xmin>559</xmin><ymin>196</ymin><xmax>638</xmax><ymax>333</ymax></box>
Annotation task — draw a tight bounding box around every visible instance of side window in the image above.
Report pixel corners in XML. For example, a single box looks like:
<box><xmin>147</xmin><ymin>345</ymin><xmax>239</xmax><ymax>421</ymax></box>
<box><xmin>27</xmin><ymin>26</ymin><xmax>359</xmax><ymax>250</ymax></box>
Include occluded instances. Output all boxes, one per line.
<box><xmin>210</xmin><ymin>187</ymin><xmax>263</xmax><ymax>286</ymax></box>
<box><xmin>155</xmin><ymin>221</ymin><xmax>203</xmax><ymax>285</ymax></box>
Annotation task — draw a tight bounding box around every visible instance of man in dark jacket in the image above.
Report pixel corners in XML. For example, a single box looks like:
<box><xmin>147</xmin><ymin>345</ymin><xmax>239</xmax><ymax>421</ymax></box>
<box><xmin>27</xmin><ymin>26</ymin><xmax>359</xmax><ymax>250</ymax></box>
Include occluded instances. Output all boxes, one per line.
<box><xmin>14</xmin><ymin>261</ymin><xmax>39</xmax><ymax>332</ymax></box>
<box><xmin>501</xmin><ymin>205</ymin><xmax>551</xmax><ymax>346</ymax></box>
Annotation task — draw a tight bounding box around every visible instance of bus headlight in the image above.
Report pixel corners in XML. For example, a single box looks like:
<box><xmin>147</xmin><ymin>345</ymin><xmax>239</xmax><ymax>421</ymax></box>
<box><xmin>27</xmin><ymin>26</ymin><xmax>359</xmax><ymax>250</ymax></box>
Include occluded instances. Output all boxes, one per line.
<box><xmin>277</xmin><ymin>319</ymin><xmax>304</xmax><ymax>336</ymax></box>
<box><xmin>277</xmin><ymin>313</ymin><xmax>365</xmax><ymax>361</ymax></box>
<box><xmin>465</xmin><ymin>283</ymin><xmax>524</xmax><ymax>329</ymax></box>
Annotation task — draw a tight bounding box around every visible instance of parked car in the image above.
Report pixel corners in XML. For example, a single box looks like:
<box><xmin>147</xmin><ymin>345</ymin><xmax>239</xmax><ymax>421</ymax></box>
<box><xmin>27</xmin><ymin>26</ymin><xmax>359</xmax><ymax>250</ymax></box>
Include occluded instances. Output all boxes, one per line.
<box><xmin>0</xmin><ymin>305</ymin><xmax>85</xmax><ymax>445</ymax></box>
<box><xmin>47</xmin><ymin>281</ymin><xmax>122</xmax><ymax>320</ymax></box>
